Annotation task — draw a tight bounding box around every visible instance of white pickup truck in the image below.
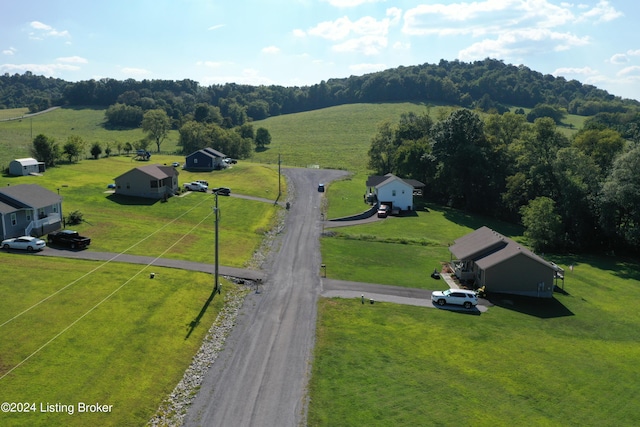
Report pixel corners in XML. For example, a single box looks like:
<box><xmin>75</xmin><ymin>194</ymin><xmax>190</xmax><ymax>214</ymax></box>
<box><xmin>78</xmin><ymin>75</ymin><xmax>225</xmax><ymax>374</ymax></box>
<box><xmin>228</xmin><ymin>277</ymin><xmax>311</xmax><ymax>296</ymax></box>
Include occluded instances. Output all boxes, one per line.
<box><xmin>183</xmin><ymin>182</ymin><xmax>208</xmax><ymax>192</ymax></box>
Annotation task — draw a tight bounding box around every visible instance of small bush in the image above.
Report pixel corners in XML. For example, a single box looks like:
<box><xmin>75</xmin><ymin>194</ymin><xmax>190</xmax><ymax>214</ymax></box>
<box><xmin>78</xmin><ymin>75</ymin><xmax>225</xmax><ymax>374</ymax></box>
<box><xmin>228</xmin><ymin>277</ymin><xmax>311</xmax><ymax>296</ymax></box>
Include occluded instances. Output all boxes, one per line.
<box><xmin>66</xmin><ymin>210</ymin><xmax>84</xmax><ymax>226</ymax></box>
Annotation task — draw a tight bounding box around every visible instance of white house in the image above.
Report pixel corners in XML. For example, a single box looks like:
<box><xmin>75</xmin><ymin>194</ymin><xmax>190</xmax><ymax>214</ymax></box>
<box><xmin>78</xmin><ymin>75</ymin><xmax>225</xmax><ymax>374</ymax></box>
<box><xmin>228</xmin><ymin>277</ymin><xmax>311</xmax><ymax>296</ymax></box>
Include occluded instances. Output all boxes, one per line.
<box><xmin>366</xmin><ymin>173</ymin><xmax>419</xmax><ymax>212</ymax></box>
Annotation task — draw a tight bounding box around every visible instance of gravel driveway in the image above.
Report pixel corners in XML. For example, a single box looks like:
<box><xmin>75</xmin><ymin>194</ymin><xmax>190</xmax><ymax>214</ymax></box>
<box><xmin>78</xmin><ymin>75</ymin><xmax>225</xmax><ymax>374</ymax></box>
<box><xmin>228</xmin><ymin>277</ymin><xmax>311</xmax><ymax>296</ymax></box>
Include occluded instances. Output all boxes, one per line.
<box><xmin>183</xmin><ymin>167</ymin><xmax>349</xmax><ymax>427</ymax></box>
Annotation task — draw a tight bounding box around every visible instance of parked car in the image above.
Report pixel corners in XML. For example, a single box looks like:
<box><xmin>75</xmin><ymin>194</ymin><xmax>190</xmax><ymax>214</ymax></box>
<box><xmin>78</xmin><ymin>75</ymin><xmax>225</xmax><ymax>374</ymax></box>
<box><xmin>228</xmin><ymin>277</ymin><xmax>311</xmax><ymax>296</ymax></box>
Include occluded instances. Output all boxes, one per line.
<box><xmin>318</xmin><ymin>183</ymin><xmax>325</xmax><ymax>192</ymax></box>
<box><xmin>2</xmin><ymin>236</ymin><xmax>46</xmax><ymax>251</ymax></box>
<box><xmin>48</xmin><ymin>230</ymin><xmax>91</xmax><ymax>249</ymax></box>
<box><xmin>172</xmin><ymin>162</ymin><xmax>180</xmax><ymax>167</ymax></box>
<box><xmin>212</xmin><ymin>187</ymin><xmax>231</xmax><ymax>196</ymax></box>
<box><xmin>196</xmin><ymin>180</ymin><xmax>209</xmax><ymax>187</ymax></box>
<box><xmin>183</xmin><ymin>182</ymin><xmax>208</xmax><ymax>192</ymax></box>
<box><xmin>377</xmin><ymin>204</ymin><xmax>390</xmax><ymax>218</ymax></box>
<box><xmin>431</xmin><ymin>289</ymin><xmax>478</xmax><ymax>309</ymax></box>
<box><xmin>224</xmin><ymin>158</ymin><xmax>237</xmax><ymax>164</ymax></box>
<box><xmin>107</xmin><ymin>183</ymin><xmax>116</xmax><ymax>189</ymax></box>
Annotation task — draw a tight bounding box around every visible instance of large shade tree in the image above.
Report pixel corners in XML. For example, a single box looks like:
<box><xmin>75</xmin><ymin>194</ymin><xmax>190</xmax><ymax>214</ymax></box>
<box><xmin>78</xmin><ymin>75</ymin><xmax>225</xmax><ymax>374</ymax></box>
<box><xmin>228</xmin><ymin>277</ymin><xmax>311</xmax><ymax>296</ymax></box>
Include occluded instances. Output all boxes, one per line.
<box><xmin>142</xmin><ymin>109</ymin><xmax>171</xmax><ymax>152</ymax></box>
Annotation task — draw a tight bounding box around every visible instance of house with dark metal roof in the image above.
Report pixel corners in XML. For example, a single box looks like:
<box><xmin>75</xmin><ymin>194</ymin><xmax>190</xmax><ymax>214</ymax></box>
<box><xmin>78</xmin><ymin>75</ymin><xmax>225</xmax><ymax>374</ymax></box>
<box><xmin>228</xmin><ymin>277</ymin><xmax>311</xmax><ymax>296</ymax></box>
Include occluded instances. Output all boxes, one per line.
<box><xmin>449</xmin><ymin>226</ymin><xmax>563</xmax><ymax>298</ymax></box>
<box><xmin>114</xmin><ymin>164</ymin><xmax>179</xmax><ymax>200</ymax></box>
<box><xmin>365</xmin><ymin>173</ymin><xmax>424</xmax><ymax>211</ymax></box>
<box><xmin>0</xmin><ymin>184</ymin><xmax>62</xmax><ymax>239</ymax></box>
<box><xmin>184</xmin><ymin>148</ymin><xmax>227</xmax><ymax>171</ymax></box>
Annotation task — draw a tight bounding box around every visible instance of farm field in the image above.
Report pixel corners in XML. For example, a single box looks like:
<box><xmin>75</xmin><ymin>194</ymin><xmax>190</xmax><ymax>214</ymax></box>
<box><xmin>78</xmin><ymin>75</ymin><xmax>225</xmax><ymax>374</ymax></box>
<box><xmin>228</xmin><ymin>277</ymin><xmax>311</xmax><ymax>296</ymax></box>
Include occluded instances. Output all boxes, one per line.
<box><xmin>0</xmin><ymin>255</ymin><xmax>236</xmax><ymax>426</ymax></box>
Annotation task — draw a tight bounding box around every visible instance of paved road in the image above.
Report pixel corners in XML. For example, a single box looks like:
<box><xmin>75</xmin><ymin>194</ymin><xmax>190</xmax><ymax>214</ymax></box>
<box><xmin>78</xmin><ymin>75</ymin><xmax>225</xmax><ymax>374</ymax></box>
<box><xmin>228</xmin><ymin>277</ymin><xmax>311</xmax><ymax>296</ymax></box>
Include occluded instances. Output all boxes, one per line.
<box><xmin>183</xmin><ymin>167</ymin><xmax>349</xmax><ymax>427</ymax></box>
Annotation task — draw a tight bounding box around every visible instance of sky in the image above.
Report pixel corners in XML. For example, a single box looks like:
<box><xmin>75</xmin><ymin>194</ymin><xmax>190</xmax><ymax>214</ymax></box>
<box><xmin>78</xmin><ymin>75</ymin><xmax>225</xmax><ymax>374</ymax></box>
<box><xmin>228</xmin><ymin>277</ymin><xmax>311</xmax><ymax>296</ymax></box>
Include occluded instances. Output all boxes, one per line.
<box><xmin>2</xmin><ymin>0</ymin><xmax>640</xmax><ymax>101</ymax></box>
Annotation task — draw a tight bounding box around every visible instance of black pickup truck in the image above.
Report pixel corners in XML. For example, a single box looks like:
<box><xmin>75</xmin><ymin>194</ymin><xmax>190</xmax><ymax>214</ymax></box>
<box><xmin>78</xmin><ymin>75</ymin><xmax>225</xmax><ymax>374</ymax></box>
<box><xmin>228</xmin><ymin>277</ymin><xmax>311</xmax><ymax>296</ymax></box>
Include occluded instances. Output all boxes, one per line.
<box><xmin>47</xmin><ymin>230</ymin><xmax>91</xmax><ymax>249</ymax></box>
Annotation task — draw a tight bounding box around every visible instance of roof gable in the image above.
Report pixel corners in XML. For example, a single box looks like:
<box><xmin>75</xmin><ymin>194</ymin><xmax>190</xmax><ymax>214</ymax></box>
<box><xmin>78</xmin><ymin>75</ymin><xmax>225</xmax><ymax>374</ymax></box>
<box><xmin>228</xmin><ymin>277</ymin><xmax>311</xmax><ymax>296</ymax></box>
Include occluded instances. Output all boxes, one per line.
<box><xmin>450</xmin><ymin>226</ymin><xmax>555</xmax><ymax>271</ymax></box>
<box><xmin>366</xmin><ymin>173</ymin><xmax>422</xmax><ymax>189</ymax></box>
<box><xmin>115</xmin><ymin>164</ymin><xmax>177</xmax><ymax>181</ymax></box>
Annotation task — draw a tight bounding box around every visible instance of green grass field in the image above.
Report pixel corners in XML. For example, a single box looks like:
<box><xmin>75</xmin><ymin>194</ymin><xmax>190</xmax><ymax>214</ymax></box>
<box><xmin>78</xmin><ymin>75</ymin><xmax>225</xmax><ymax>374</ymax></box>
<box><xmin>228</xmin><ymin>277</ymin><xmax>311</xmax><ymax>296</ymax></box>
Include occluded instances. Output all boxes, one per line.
<box><xmin>0</xmin><ymin>255</ymin><xmax>236</xmax><ymax>426</ymax></box>
<box><xmin>0</xmin><ymin>103</ymin><xmax>633</xmax><ymax>427</ymax></box>
<box><xmin>308</xmin><ymin>254</ymin><xmax>640</xmax><ymax>426</ymax></box>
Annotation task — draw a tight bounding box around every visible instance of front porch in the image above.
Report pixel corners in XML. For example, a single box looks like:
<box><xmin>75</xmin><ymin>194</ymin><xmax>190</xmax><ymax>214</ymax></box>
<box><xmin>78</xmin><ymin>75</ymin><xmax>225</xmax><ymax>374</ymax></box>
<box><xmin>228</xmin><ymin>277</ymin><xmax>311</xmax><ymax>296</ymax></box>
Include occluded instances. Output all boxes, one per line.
<box><xmin>26</xmin><ymin>213</ymin><xmax>61</xmax><ymax>236</ymax></box>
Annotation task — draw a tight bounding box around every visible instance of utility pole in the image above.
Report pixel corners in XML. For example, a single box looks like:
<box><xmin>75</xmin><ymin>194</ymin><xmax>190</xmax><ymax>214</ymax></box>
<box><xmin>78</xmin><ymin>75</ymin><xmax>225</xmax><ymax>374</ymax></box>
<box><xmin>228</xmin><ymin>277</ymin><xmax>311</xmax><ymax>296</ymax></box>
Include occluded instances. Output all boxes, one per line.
<box><xmin>278</xmin><ymin>153</ymin><xmax>281</xmax><ymax>198</ymax></box>
<box><xmin>214</xmin><ymin>191</ymin><xmax>220</xmax><ymax>294</ymax></box>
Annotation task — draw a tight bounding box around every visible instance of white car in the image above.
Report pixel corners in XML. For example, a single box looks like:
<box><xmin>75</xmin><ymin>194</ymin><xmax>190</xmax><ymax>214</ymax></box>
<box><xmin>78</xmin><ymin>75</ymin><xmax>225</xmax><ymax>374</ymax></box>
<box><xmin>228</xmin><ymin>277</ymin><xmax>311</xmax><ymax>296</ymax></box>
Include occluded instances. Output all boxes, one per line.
<box><xmin>183</xmin><ymin>182</ymin><xmax>208</xmax><ymax>192</ymax></box>
<box><xmin>2</xmin><ymin>236</ymin><xmax>47</xmax><ymax>251</ymax></box>
<box><xmin>431</xmin><ymin>288</ymin><xmax>478</xmax><ymax>309</ymax></box>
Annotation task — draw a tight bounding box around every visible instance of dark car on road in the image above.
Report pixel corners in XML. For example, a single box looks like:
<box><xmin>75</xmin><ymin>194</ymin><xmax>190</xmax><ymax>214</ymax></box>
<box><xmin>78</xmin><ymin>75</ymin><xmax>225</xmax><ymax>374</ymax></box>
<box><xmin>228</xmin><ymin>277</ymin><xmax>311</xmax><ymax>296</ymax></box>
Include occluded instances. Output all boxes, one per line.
<box><xmin>212</xmin><ymin>187</ymin><xmax>231</xmax><ymax>196</ymax></box>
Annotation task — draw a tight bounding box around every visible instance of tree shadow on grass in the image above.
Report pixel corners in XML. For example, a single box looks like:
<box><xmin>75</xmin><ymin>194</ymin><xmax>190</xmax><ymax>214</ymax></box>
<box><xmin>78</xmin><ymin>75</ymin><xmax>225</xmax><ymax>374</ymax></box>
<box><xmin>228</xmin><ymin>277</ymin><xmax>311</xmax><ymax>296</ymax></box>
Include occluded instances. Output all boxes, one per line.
<box><xmin>486</xmin><ymin>291</ymin><xmax>574</xmax><ymax>319</ymax></box>
<box><xmin>185</xmin><ymin>288</ymin><xmax>220</xmax><ymax>340</ymax></box>
<box><xmin>254</xmin><ymin>146</ymin><xmax>270</xmax><ymax>153</ymax></box>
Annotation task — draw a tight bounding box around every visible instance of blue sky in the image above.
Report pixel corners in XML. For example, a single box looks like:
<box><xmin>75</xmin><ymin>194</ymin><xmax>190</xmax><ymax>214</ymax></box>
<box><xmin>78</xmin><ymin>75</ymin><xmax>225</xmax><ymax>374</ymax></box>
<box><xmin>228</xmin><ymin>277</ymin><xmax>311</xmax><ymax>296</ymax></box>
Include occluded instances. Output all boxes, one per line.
<box><xmin>2</xmin><ymin>0</ymin><xmax>640</xmax><ymax>101</ymax></box>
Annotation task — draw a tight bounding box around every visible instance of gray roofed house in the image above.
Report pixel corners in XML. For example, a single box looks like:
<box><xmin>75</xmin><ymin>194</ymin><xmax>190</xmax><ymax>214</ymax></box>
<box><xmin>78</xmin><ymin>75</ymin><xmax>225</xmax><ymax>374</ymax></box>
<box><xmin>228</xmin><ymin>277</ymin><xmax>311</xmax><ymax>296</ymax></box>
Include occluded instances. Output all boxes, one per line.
<box><xmin>114</xmin><ymin>164</ymin><xmax>179</xmax><ymax>200</ymax></box>
<box><xmin>449</xmin><ymin>226</ymin><xmax>562</xmax><ymax>298</ymax></box>
<box><xmin>0</xmin><ymin>184</ymin><xmax>63</xmax><ymax>239</ymax></box>
<box><xmin>184</xmin><ymin>148</ymin><xmax>227</xmax><ymax>171</ymax></box>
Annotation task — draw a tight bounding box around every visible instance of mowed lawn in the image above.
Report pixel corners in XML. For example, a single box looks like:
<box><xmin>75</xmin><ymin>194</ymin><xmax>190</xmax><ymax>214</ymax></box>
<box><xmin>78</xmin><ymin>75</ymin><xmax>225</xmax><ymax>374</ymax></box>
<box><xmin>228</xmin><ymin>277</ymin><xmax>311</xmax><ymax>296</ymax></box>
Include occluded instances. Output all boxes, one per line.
<box><xmin>0</xmin><ymin>255</ymin><xmax>237</xmax><ymax>426</ymax></box>
<box><xmin>0</xmin><ymin>156</ymin><xmax>283</xmax><ymax>267</ymax></box>
<box><xmin>309</xmin><ymin>254</ymin><xmax>640</xmax><ymax>426</ymax></box>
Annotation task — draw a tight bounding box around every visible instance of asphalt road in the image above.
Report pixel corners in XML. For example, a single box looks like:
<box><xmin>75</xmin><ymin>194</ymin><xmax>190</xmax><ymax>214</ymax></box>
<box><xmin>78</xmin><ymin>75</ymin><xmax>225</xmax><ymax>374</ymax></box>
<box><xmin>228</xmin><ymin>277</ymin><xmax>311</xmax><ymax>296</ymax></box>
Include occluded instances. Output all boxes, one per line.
<box><xmin>183</xmin><ymin>167</ymin><xmax>349</xmax><ymax>427</ymax></box>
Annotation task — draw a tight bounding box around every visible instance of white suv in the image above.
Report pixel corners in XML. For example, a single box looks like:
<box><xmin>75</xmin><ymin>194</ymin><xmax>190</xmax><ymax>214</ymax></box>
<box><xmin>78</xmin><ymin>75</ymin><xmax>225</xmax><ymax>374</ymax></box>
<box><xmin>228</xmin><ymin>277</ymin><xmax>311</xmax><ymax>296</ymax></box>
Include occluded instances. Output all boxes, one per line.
<box><xmin>431</xmin><ymin>289</ymin><xmax>478</xmax><ymax>309</ymax></box>
<box><xmin>183</xmin><ymin>182</ymin><xmax>208</xmax><ymax>192</ymax></box>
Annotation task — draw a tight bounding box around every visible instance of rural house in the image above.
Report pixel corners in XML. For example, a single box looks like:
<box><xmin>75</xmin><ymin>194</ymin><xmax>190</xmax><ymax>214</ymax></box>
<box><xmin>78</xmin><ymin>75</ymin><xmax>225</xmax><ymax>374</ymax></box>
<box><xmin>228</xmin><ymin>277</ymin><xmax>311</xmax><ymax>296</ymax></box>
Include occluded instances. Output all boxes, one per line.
<box><xmin>9</xmin><ymin>158</ymin><xmax>46</xmax><ymax>176</ymax></box>
<box><xmin>366</xmin><ymin>173</ymin><xmax>424</xmax><ymax>212</ymax></box>
<box><xmin>0</xmin><ymin>184</ymin><xmax>62</xmax><ymax>240</ymax></box>
<box><xmin>114</xmin><ymin>164</ymin><xmax>179</xmax><ymax>200</ymax></box>
<box><xmin>184</xmin><ymin>148</ymin><xmax>227</xmax><ymax>171</ymax></box>
<box><xmin>449</xmin><ymin>226</ymin><xmax>563</xmax><ymax>298</ymax></box>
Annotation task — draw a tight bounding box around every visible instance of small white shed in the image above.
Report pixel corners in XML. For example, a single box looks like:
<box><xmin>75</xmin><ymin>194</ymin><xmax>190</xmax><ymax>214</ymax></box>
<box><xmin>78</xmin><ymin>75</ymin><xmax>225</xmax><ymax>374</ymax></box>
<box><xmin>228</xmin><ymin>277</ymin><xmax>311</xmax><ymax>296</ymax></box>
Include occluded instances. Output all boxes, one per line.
<box><xmin>9</xmin><ymin>158</ymin><xmax>45</xmax><ymax>176</ymax></box>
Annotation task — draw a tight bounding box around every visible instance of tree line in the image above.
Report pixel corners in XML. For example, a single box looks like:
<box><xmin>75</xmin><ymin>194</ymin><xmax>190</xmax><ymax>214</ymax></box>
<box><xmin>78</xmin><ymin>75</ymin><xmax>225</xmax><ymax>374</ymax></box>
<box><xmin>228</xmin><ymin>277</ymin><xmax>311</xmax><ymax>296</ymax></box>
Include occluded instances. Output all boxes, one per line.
<box><xmin>367</xmin><ymin>108</ymin><xmax>640</xmax><ymax>254</ymax></box>
<box><xmin>3</xmin><ymin>58</ymin><xmax>639</xmax><ymax>123</ymax></box>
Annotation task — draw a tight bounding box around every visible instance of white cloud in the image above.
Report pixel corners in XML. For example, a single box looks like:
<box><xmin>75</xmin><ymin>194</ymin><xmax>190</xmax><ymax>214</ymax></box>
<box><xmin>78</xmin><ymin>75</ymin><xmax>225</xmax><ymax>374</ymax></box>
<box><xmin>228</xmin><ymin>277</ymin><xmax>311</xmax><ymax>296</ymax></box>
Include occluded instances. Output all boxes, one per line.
<box><xmin>403</xmin><ymin>0</ymin><xmax>576</xmax><ymax>37</ymax></box>
<box><xmin>553</xmin><ymin>66</ymin><xmax>598</xmax><ymax>76</ymax></box>
<box><xmin>307</xmin><ymin>8</ymin><xmax>400</xmax><ymax>55</ymax></box>
<box><xmin>29</xmin><ymin>21</ymin><xmax>70</xmax><ymax>38</ymax></box>
<box><xmin>207</xmin><ymin>24</ymin><xmax>225</xmax><ymax>31</ymax></box>
<box><xmin>57</xmin><ymin>56</ymin><xmax>88</xmax><ymax>64</ymax></box>
<box><xmin>196</xmin><ymin>60</ymin><xmax>227</xmax><ymax>68</ymax></box>
<box><xmin>322</xmin><ymin>0</ymin><xmax>385</xmax><ymax>7</ymax></box>
<box><xmin>627</xmin><ymin>49</ymin><xmax>640</xmax><ymax>57</ymax></box>
<box><xmin>458</xmin><ymin>29</ymin><xmax>589</xmax><ymax>61</ymax></box>
<box><xmin>333</xmin><ymin>35</ymin><xmax>387</xmax><ymax>55</ymax></box>
<box><xmin>261</xmin><ymin>46</ymin><xmax>280</xmax><ymax>54</ymax></box>
<box><xmin>609</xmin><ymin>54</ymin><xmax>628</xmax><ymax>65</ymax></box>
<box><xmin>577</xmin><ymin>0</ymin><xmax>623</xmax><ymax>23</ymax></box>
<box><xmin>3</xmin><ymin>47</ymin><xmax>17</xmax><ymax>55</ymax></box>
<box><xmin>0</xmin><ymin>62</ymin><xmax>78</xmax><ymax>75</ymax></box>
<box><xmin>292</xmin><ymin>29</ymin><xmax>307</xmax><ymax>38</ymax></box>
<box><xmin>618</xmin><ymin>66</ymin><xmax>640</xmax><ymax>77</ymax></box>
<box><xmin>392</xmin><ymin>41</ymin><xmax>410</xmax><ymax>50</ymax></box>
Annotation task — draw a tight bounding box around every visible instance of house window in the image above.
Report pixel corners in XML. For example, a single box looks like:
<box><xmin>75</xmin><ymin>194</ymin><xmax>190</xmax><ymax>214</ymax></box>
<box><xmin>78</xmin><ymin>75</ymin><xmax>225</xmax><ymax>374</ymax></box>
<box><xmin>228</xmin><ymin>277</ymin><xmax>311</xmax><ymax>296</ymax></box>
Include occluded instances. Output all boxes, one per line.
<box><xmin>392</xmin><ymin>190</ymin><xmax>396</xmax><ymax>196</ymax></box>
<box><xmin>26</xmin><ymin>212</ymin><xmax>31</xmax><ymax>221</ymax></box>
<box><xmin>38</xmin><ymin>208</ymin><xmax>45</xmax><ymax>219</ymax></box>
<box><xmin>151</xmin><ymin>180</ymin><xmax>158</xmax><ymax>189</ymax></box>
<box><xmin>10</xmin><ymin>213</ymin><xmax>17</xmax><ymax>226</ymax></box>
<box><xmin>53</xmin><ymin>205</ymin><xmax>58</xmax><ymax>213</ymax></box>
<box><xmin>193</xmin><ymin>158</ymin><xmax>198</xmax><ymax>164</ymax></box>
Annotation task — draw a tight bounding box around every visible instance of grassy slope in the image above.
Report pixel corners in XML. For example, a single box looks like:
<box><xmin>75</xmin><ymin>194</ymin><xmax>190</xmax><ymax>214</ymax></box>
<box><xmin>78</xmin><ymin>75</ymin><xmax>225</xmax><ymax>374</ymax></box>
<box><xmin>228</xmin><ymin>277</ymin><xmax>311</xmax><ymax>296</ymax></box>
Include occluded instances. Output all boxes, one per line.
<box><xmin>0</xmin><ymin>256</ymin><xmax>234</xmax><ymax>426</ymax></box>
<box><xmin>251</xmin><ymin>103</ymin><xmax>435</xmax><ymax>171</ymax></box>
